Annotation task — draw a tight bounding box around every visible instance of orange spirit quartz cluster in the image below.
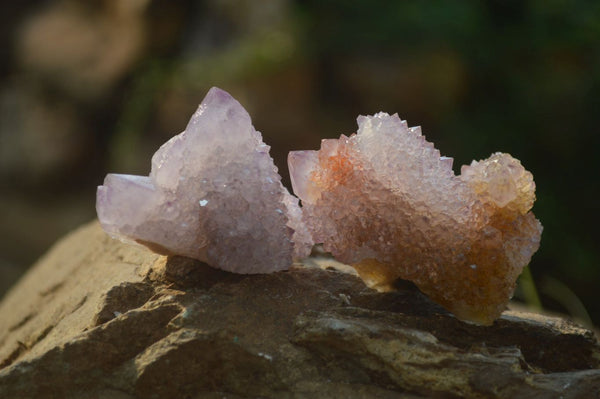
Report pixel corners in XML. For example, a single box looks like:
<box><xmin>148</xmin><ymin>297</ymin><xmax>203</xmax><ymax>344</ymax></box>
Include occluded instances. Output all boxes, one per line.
<box><xmin>289</xmin><ymin>113</ymin><xmax>542</xmax><ymax>325</ymax></box>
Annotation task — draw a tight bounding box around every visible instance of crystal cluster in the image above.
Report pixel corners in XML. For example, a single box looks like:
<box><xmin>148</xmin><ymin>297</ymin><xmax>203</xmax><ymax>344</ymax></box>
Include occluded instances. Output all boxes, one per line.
<box><xmin>97</xmin><ymin>87</ymin><xmax>543</xmax><ymax>325</ymax></box>
<box><xmin>97</xmin><ymin>87</ymin><xmax>312</xmax><ymax>273</ymax></box>
<box><xmin>289</xmin><ymin>113</ymin><xmax>542</xmax><ymax>325</ymax></box>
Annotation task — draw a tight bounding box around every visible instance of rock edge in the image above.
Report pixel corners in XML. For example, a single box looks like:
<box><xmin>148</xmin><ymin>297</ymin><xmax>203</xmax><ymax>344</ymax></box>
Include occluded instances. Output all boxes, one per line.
<box><xmin>0</xmin><ymin>221</ymin><xmax>598</xmax><ymax>398</ymax></box>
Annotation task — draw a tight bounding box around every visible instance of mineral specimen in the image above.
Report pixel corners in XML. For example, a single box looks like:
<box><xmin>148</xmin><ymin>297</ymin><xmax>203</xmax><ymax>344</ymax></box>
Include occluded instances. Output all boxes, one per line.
<box><xmin>97</xmin><ymin>87</ymin><xmax>312</xmax><ymax>273</ymax></box>
<box><xmin>289</xmin><ymin>113</ymin><xmax>542</xmax><ymax>325</ymax></box>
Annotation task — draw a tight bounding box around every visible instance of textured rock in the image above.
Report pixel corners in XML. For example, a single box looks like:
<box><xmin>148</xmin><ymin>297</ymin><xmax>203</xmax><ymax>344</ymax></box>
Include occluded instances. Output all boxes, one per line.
<box><xmin>97</xmin><ymin>87</ymin><xmax>312</xmax><ymax>274</ymax></box>
<box><xmin>289</xmin><ymin>113</ymin><xmax>543</xmax><ymax>325</ymax></box>
<box><xmin>1</xmin><ymin>221</ymin><xmax>598</xmax><ymax>398</ymax></box>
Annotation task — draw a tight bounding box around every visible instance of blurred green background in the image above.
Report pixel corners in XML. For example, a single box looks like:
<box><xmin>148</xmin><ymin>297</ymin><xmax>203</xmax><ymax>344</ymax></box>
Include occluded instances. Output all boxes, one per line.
<box><xmin>0</xmin><ymin>0</ymin><xmax>598</xmax><ymax>326</ymax></box>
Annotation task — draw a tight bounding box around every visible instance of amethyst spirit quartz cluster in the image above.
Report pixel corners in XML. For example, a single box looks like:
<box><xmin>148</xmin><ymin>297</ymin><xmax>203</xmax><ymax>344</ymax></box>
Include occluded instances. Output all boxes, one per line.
<box><xmin>97</xmin><ymin>87</ymin><xmax>542</xmax><ymax>325</ymax></box>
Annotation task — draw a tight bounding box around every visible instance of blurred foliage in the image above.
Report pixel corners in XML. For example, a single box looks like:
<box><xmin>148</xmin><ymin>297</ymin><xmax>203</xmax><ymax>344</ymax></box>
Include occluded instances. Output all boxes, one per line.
<box><xmin>1</xmin><ymin>0</ymin><xmax>599</xmax><ymax>325</ymax></box>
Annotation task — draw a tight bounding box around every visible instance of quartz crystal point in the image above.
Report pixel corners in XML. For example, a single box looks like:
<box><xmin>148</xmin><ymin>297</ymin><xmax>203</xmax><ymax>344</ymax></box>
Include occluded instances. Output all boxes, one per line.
<box><xmin>97</xmin><ymin>87</ymin><xmax>312</xmax><ymax>273</ymax></box>
<box><xmin>289</xmin><ymin>113</ymin><xmax>542</xmax><ymax>325</ymax></box>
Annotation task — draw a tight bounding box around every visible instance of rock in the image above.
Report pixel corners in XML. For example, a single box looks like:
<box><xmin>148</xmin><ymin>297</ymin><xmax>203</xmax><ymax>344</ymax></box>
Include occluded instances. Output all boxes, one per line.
<box><xmin>0</xmin><ymin>221</ymin><xmax>599</xmax><ymax>398</ymax></box>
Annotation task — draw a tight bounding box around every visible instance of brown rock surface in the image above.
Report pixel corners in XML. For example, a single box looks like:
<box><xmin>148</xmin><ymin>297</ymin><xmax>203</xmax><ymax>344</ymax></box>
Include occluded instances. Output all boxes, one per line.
<box><xmin>0</xmin><ymin>221</ymin><xmax>599</xmax><ymax>398</ymax></box>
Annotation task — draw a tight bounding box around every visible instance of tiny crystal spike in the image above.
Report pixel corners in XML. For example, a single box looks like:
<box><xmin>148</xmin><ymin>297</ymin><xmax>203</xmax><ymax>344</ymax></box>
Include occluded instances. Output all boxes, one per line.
<box><xmin>289</xmin><ymin>112</ymin><xmax>542</xmax><ymax>325</ymax></box>
<box><xmin>97</xmin><ymin>87</ymin><xmax>312</xmax><ymax>274</ymax></box>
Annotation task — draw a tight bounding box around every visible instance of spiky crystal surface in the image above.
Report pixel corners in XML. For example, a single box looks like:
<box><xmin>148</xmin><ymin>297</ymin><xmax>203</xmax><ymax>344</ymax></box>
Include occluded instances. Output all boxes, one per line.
<box><xmin>97</xmin><ymin>87</ymin><xmax>312</xmax><ymax>273</ymax></box>
<box><xmin>289</xmin><ymin>113</ymin><xmax>542</xmax><ymax>324</ymax></box>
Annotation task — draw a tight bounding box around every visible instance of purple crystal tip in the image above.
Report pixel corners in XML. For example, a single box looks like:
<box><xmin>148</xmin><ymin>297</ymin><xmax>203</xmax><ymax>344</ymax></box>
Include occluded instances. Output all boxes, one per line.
<box><xmin>96</xmin><ymin>87</ymin><xmax>312</xmax><ymax>273</ymax></box>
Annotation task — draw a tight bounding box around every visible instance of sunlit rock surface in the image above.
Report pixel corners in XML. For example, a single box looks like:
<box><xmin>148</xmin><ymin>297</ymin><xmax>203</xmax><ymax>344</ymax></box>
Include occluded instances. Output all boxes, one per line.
<box><xmin>1</xmin><ymin>222</ymin><xmax>596</xmax><ymax>399</ymax></box>
<box><xmin>289</xmin><ymin>113</ymin><xmax>542</xmax><ymax>324</ymax></box>
<box><xmin>97</xmin><ymin>87</ymin><xmax>312</xmax><ymax>273</ymax></box>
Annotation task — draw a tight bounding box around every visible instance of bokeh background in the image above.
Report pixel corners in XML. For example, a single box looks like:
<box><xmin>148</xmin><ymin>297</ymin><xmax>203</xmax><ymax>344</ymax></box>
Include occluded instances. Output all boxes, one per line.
<box><xmin>1</xmin><ymin>0</ymin><xmax>598</xmax><ymax>326</ymax></box>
